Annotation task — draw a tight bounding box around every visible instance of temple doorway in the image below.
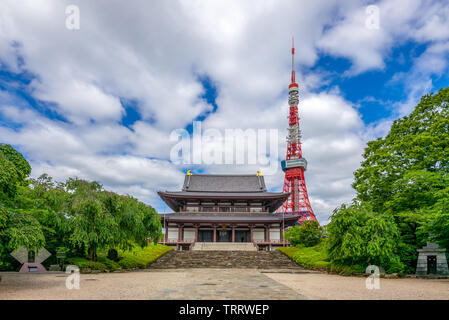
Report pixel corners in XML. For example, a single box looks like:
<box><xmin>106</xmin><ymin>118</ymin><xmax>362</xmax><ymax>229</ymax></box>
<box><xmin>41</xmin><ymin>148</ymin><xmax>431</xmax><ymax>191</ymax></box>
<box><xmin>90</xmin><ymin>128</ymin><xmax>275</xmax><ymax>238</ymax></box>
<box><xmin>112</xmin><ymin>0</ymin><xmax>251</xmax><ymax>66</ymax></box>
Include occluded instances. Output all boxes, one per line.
<box><xmin>427</xmin><ymin>256</ymin><xmax>437</xmax><ymax>274</ymax></box>
<box><xmin>217</xmin><ymin>230</ymin><xmax>232</xmax><ymax>242</ymax></box>
<box><xmin>235</xmin><ymin>230</ymin><xmax>250</xmax><ymax>242</ymax></box>
<box><xmin>199</xmin><ymin>230</ymin><xmax>213</xmax><ymax>242</ymax></box>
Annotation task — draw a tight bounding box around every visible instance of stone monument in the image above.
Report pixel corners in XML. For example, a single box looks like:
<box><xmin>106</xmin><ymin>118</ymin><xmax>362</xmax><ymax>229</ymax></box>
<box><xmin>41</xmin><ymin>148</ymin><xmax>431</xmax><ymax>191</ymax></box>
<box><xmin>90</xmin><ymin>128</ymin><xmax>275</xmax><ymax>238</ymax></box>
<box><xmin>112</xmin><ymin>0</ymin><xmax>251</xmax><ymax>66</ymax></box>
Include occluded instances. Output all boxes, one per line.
<box><xmin>416</xmin><ymin>243</ymin><xmax>449</xmax><ymax>275</ymax></box>
<box><xmin>10</xmin><ymin>246</ymin><xmax>51</xmax><ymax>272</ymax></box>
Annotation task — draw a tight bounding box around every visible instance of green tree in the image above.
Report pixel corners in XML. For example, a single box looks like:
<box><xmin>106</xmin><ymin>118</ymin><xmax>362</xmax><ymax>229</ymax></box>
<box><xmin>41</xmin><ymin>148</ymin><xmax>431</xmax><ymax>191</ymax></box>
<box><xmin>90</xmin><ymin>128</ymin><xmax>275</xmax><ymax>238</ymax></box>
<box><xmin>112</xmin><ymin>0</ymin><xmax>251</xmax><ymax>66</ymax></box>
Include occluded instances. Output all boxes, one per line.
<box><xmin>350</xmin><ymin>87</ymin><xmax>449</xmax><ymax>272</ymax></box>
<box><xmin>327</xmin><ymin>203</ymin><xmax>404</xmax><ymax>273</ymax></box>
<box><xmin>423</xmin><ymin>190</ymin><xmax>449</xmax><ymax>250</ymax></box>
<box><xmin>13</xmin><ymin>174</ymin><xmax>74</xmax><ymax>259</ymax></box>
<box><xmin>0</xmin><ymin>146</ymin><xmax>45</xmax><ymax>270</ymax></box>
<box><xmin>353</xmin><ymin>87</ymin><xmax>449</xmax><ymax>213</ymax></box>
<box><xmin>285</xmin><ymin>221</ymin><xmax>324</xmax><ymax>247</ymax></box>
<box><xmin>0</xmin><ymin>145</ymin><xmax>162</xmax><ymax>269</ymax></box>
<box><xmin>66</xmin><ymin>178</ymin><xmax>161</xmax><ymax>261</ymax></box>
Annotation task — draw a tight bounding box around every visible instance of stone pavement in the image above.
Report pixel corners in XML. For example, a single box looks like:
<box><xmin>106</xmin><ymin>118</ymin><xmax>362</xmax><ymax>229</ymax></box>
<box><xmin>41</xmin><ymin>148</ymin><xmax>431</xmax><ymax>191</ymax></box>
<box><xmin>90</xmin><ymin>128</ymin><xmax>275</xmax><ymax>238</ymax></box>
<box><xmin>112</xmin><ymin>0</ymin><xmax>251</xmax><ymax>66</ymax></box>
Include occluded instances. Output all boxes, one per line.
<box><xmin>0</xmin><ymin>269</ymin><xmax>306</xmax><ymax>300</ymax></box>
<box><xmin>2</xmin><ymin>268</ymin><xmax>449</xmax><ymax>299</ymax></box>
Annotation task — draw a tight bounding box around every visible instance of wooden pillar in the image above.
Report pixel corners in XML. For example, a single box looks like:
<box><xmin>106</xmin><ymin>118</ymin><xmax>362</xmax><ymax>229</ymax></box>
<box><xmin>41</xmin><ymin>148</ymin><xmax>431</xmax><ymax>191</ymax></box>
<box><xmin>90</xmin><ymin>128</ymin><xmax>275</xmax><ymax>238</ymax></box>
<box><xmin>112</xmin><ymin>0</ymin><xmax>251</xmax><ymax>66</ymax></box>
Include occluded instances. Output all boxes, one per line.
<box><xmin>280</xmin><ymin>224</ymin><xmax>283</xmax><ymax>242</ymax></box>
<box><xmin>178</xmin><ymin>224</ymin><xmax>183</xmax><ymax>242</ymax></box>
<box><xmin>232</xmin><ymin>225</ymin><xmax>235</xmax><ymax>242</ymax></box>
<box><xmin>213</xmin><ymin>225</ymin><xmax>217</xmax><ymax>242</ymax></box>
<box><xmin>265</xmin><ymin>225</ymin><xmax>270</xmax><ymax>243</ymax></box>
<box><xmin>250</xmin><ymin>225</ymin><xmax>254</xmax><ymax>242</ymax></box>
<box><xmin>164</xmin><ymin>224</ymin><xmax>168</xmax><ymax>243</ymax></box>
<box><xmin>195</xmin><ymin>225</ymin><xmax>199</xmax><ymax>242</ymax></box>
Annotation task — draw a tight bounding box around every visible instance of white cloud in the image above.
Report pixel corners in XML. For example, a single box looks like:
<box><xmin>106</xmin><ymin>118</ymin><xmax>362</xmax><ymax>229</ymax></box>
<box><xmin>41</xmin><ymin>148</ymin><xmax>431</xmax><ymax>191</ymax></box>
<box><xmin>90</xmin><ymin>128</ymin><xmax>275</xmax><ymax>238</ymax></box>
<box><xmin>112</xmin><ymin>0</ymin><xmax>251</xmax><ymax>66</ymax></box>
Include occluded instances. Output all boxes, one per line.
<box><xmin>1</xmin><ymin>0</ymin><xmax>448</xmax><ymax>224</ymax></box>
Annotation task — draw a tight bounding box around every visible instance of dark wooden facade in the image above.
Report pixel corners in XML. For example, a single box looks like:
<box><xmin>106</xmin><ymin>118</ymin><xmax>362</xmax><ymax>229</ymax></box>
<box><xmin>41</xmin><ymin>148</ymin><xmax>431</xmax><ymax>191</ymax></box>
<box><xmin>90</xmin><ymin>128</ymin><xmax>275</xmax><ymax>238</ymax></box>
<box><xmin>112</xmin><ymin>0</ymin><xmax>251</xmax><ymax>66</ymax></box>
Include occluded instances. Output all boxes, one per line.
<box><xmin>158</xmin><ymin>174</ymin><xmax>300</xmax><ymax>250</ymax></box>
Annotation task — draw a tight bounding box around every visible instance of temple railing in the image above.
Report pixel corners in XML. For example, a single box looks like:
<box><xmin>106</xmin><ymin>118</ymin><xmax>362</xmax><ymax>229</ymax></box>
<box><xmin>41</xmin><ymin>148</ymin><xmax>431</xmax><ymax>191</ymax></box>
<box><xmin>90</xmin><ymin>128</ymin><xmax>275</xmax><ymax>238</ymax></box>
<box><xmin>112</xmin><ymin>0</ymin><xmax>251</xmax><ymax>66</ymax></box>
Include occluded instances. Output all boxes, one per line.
<box><xmin>161</xmin><ymin>239</ymin><xmax>195</xmax><ymax>244</ymax></box>
<box><xmin>253</xmin><ymin>239</ymin><xmax>289</xmax><ymax>245</ymax></box>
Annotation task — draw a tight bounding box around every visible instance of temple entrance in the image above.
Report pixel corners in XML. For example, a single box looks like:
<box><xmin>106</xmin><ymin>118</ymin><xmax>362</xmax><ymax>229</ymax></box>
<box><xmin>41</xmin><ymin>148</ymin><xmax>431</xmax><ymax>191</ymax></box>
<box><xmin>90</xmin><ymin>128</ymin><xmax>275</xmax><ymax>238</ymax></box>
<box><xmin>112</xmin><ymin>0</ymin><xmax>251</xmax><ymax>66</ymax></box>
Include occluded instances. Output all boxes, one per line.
<box><xmin>217</xmin><ymin>230</ymin><xmax>232</xmax><ymax>242</ymax></box>
<box><xmin>199</xmin><ymin>230</ymin><xmax>213</xmax><ymax>242</ymax></box>
<box><xmin>427</xmin><ymin>255</ymin><xmax>437</xmax><ymax>274</ymax></box>
<box><xmin>235</xmin><ymin>230</ymin><xmax>250</xmax><ymax>242</ymax></box>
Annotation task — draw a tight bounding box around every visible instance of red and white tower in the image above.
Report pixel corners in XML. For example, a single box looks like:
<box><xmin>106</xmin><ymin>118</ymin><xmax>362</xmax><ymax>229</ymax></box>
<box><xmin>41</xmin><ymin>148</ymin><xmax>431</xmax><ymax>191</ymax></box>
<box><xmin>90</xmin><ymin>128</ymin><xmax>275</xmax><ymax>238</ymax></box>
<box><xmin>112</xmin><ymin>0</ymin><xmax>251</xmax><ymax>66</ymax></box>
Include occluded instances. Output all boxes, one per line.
<box><xmin>278</xmin><ymin>38</ymin><xmax>318</xmax><ymax>223</ymax></box>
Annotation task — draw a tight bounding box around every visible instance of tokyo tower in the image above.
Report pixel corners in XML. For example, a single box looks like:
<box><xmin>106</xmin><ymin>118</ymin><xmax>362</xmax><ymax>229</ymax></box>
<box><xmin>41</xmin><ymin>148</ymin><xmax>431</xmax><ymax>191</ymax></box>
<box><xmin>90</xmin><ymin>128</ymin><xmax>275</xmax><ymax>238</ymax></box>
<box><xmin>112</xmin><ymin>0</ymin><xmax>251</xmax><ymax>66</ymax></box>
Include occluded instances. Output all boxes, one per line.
<box><xmin>278</xmin><ymin>38</ymin><xmax>318</xmax><ymax>223</ymax></box>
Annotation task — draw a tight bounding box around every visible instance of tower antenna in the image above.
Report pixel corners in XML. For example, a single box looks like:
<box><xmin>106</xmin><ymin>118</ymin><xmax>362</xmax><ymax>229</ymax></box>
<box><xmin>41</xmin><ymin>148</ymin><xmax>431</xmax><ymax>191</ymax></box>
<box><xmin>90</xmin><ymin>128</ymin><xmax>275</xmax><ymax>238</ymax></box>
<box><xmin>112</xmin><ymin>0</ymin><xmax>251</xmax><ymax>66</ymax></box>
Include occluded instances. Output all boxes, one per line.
<box><xmin>277</xmin><ymin>37</ymin><xmax>318</xmax><ymax>224</ymax></box>
<box><xmin>291</xmin><ymin>36</ymin><xmax>295</xmax><ymax>84</ymax></box>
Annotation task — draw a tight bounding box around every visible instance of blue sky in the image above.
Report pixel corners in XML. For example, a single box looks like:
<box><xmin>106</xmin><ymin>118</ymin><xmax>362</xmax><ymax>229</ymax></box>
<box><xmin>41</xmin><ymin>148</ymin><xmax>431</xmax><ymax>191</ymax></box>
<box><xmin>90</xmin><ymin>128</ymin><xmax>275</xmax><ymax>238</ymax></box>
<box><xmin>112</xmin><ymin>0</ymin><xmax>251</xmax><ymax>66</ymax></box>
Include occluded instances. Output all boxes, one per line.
<box><xmin>1</xmin><ymin>0</ymin><xmax>449</xmax><ymax>223</ymax></box>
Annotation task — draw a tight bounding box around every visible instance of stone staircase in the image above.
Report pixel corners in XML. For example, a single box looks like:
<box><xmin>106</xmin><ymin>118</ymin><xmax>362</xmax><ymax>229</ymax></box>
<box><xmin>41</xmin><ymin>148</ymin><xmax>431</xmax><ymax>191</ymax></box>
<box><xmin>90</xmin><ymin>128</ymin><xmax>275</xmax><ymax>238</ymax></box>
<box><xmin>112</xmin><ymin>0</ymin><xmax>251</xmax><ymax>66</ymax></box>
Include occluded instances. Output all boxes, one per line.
<box><xmin>192</xmin><ymin>242</ymin><xmax>257</xmax><ymax>251</ymax></box>
<box><xmin>149</xmin><ymin>250</ymin><xmax>304</xmax><ymax>269</ymax></box>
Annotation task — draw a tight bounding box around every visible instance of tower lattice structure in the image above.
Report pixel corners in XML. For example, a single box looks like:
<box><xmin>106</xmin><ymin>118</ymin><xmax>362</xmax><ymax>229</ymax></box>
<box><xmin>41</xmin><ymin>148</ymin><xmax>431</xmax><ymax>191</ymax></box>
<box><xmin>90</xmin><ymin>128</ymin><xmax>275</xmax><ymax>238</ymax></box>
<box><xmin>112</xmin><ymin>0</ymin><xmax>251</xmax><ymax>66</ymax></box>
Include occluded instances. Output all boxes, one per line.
<box><xmin>278</xmin><ymin>39</ymin><xmax>318</xmax><ymax>223</ymax></box>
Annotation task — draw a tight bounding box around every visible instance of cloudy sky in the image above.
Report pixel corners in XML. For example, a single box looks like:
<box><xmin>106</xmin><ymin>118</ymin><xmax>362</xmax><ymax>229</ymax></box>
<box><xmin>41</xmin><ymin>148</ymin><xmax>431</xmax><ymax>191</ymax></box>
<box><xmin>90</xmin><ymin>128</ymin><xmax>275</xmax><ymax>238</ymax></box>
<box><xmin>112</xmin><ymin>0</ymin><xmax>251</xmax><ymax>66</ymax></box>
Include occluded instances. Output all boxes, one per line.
<box><xmin>1</xmin><ymin>0</ymin><xmax>448</xmax><ymax>223</ymax></box>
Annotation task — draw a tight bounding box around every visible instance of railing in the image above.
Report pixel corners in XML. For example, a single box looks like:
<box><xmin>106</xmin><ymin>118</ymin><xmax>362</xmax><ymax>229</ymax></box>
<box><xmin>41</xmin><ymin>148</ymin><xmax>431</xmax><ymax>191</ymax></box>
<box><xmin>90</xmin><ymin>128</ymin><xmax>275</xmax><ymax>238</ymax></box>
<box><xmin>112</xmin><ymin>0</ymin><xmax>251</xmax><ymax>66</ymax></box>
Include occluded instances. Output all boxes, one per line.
<box><xmin>253</xmin><ymin>239</ymin><xmax>290</xmax><ymax>245</ymax></box>
<box><xmin>180</xmin><ymin>207</ymin><xmax>269</xmax><ymax>213</ymax></box>
<box><xmin>161</xmin><ymin>239</ymin><xmax>195</xmax><ymax>244</ymax></box>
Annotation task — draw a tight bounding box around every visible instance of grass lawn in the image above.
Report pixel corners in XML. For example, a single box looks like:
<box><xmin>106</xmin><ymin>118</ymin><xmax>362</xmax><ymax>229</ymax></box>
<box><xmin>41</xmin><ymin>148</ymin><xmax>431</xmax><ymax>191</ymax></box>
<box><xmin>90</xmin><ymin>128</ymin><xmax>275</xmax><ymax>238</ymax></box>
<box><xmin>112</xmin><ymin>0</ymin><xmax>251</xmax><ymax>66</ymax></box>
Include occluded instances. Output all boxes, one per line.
<box><xmin>66</xmin><ymin>244</ymin><xmax>173</xmax><ymax>272</ymax></box>
<box><xmin>278</xmin><ymin>241</ymin><xmax>364</xmax><ymax>275</ymax></box>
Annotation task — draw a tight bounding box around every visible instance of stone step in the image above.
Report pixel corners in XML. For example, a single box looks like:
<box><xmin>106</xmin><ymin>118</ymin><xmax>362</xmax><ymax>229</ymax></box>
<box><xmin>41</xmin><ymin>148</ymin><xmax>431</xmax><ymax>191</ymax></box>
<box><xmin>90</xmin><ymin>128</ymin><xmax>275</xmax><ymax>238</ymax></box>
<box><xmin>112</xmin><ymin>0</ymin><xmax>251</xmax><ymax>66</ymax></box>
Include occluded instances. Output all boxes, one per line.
<box><xmin>192</xmin><ymin>242</ymin><xmax>257</xmax><ymax>251</ymax></box>
<box><xmin>149</xmin><ymin>250</ymin><xmax>304</xmax><ymax>269</ymax></box>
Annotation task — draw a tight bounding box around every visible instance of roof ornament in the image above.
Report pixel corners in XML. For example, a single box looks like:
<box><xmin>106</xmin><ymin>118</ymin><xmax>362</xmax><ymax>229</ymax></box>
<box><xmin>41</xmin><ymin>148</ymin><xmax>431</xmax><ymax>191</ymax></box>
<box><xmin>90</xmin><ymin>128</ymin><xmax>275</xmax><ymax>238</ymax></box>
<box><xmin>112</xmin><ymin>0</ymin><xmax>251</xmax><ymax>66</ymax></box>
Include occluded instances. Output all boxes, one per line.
<box><xmin>186</xmin><ymin>170</ymin><xmax>192</xmax><ymax>175</ymax></box>
<box><xmin>257</xmin><ymin>170</ymin><xmax>262</xmax><ymax>176</ymax></box>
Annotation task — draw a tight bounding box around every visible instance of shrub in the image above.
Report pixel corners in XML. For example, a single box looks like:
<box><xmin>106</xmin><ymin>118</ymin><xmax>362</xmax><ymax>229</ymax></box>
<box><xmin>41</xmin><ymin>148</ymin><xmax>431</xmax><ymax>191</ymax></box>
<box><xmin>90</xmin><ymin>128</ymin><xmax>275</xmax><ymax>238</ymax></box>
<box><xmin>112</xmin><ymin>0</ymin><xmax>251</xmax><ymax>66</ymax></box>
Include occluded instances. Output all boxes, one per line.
<box><xmin>117</xmin><ymin>244</ymin><xmax>173</xmax><ymax>269</ymax></box>
<box><xmin>96</xmin><ymin>256</ymin><xmax>121</xmax><ymax>272</ymax></box>
<box><xmin>278</xmin><ymin>241</ymin><xmax>364</xmax><ymax>275</ymax></box>
<box><xmin>327</xmin><ymin>203</ymin><xmax>404</xmax><ymax>273</ymax></box>
<box><xmin>285</xmin><ymin>221</ymin><xmax>324</xmax><ymax>247</ymax></box>
<box><xmin>66</xmin><ymin>257</ymin><xmax>107</xmax><ymax>271</ymax></box>
<box><xmin>66</xmin><ymin>244</ymin><xmax>172</xmax><ymax>272</ymax></box>
<box><xmin>107</xmin><ymin>249</ymin><xmax>119</xmax><ymax>262</ymax></box>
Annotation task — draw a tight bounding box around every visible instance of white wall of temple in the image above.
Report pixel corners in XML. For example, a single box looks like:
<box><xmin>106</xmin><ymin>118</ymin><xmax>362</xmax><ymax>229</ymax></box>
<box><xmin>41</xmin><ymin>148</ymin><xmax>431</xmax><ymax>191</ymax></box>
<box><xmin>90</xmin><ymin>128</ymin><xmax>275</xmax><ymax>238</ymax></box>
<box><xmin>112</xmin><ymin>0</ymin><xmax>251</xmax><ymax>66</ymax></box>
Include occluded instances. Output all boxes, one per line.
<box><xmin>167</xmin><ymin>227</ymin><xmax>178</xmax><ymax>240</ymax></box>
<box><xmin>183</xmin><ymin>228</ymin><xmax>195</xmax><ymax>241</ymax></box>
<box><xmin>254</xmin><ymin>229</ymin><xmax>265</xmax><ymax>241</ymax></box>
<box><xmin>270</xmin><ymin>229</ymin><xmax>281</xmax><ymax>241</ymax></box>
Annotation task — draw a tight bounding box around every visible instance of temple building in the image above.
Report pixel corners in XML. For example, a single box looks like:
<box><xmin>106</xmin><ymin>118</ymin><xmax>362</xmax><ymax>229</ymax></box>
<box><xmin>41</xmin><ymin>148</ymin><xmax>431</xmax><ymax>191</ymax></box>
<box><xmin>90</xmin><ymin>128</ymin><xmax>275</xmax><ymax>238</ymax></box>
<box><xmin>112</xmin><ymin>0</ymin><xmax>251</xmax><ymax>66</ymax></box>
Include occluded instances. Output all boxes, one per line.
<box><xmin>158</xmin><ymin>172</ymin><xmax>301</xmax><ymax>250</ymax></box>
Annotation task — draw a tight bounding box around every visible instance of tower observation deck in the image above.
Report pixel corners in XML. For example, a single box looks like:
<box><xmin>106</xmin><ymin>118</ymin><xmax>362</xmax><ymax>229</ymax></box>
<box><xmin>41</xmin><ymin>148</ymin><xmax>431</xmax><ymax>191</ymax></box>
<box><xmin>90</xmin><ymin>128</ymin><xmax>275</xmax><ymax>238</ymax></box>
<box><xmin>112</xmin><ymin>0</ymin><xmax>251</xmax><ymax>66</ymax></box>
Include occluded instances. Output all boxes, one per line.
<box><xmin>277</xmin><ymin>38</ymin><xmax>318</xmax><ymax>223</ymax></box>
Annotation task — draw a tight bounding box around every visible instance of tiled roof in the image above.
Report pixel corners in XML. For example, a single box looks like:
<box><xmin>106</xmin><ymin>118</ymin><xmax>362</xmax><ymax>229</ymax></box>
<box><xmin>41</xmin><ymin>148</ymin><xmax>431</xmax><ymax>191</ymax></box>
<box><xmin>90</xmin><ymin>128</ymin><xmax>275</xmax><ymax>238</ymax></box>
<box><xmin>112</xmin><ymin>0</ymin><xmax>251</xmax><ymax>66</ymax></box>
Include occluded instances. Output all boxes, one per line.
<box><xmin>182</xmin><ymin>174</ymin><xmax>267</xmax><ymax>192</ymax></box>
<box><xmin>159</xmin><ymin>191</ymin><xmax>285</xmax><ymax>198</ymax></box>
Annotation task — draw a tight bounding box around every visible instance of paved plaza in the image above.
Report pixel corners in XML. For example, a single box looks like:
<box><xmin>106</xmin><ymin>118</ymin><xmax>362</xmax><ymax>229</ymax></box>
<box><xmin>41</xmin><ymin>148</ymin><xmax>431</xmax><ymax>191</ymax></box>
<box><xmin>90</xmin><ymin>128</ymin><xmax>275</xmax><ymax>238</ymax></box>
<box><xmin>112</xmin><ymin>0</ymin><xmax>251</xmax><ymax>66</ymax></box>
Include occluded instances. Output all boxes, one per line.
<box><xmin>1</xmin><ymin>269</ymin><xmax>449</xmax><ymax>300</ymax></box>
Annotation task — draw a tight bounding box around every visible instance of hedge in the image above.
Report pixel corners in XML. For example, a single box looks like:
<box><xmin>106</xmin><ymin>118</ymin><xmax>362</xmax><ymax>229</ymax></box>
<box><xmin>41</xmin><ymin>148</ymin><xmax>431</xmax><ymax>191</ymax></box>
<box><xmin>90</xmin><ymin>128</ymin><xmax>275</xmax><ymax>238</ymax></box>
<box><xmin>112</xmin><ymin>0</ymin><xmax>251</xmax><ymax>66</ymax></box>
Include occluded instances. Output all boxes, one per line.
<box><xmin>278</xmin><ymin>241</ymin><xmax>365</xmax><ymax>275</ymax></box>
<box><xmin>66</xmin><ymin>244</ymin><xmax>173</xmax><ymax>272</ymax></box>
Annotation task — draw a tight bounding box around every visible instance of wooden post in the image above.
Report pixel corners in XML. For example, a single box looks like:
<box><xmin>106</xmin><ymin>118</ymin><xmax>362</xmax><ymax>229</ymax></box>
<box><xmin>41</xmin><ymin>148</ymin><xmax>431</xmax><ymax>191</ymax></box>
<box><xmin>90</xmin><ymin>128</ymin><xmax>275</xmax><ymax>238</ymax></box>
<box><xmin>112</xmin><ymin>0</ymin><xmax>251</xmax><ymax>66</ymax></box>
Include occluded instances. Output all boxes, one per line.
<box><xmin>213</xmin><ymin>225</ymin><xmax>217</xmax><ymax>242</ymax></box>
<box><xmin>195</xmin><ymin>225</ymin><xmax>199</xmax><ymax>242</ymax></box>
<box><xmin>250</xmin><ymin>225</ymin><xmax>254</xmax><ymax>242</ymax></box>
<box><xmin>178</xmin><ymin>224</ymin><xmax>183</xmax><ymax>242</ymax></box>
<box><xmin>265</xmin><ymin>225</ymin><xmax>270</xmax><ymax>243</ymax></box>
<box><xmin>164</xmin><ymin>223</ymin><xmax>168</xmax><ymax>243</ymax></box>
<box><xmin>232</xmin><ymin>225</ymin><xmax>235</xmax><ymax>242</ymax></box>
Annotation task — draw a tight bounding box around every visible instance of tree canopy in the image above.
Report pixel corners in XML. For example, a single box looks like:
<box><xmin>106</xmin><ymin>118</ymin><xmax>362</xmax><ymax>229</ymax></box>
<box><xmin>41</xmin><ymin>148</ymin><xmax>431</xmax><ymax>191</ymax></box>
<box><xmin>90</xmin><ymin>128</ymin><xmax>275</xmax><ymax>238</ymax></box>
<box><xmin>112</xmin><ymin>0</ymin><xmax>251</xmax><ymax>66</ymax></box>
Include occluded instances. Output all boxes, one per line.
<box><xmin>327</xmin><ymin>203</ymin><xmax>403</xmax><ymax>273</ymax></box>
<box><xmin>353</xmin><ymin>87</ymin><xmax>449</xmax><ymax>213</ymax></box>
<box><xmin>327</xmin><ymin>87</ymin><xmax>449</xmax><ymax>273</ymax></box>
<box><xmin>285</xmin><ymin>220</ymin><xmax>325</xmax><ymax>247</ymax></box>
<box><xmin>0</xmin><ymin>144</ymin><xmax>162</xmax><ymax>269</ymax></box>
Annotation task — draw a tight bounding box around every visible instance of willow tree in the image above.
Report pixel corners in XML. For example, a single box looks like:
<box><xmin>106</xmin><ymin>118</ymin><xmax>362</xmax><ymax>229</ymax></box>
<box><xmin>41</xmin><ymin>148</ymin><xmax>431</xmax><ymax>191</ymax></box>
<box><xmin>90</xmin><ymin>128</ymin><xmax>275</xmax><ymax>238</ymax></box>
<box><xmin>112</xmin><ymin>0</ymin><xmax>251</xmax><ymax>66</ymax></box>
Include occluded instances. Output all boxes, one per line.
<box><xmin>66</xmin><ymin>178</ymin><xmax>161</xmax><ymax>261</ymax></box>
<box><xmin>327</xmin><ymin>203</ymin><xmax>403</xmax><ymax>273</ymax></box>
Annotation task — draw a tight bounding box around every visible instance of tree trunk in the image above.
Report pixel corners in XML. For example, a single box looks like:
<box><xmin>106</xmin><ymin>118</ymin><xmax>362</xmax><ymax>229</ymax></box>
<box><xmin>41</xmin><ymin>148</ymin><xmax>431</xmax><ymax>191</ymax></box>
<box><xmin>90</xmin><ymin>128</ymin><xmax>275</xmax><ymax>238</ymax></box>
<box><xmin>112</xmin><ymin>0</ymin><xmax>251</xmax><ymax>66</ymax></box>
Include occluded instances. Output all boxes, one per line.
<box><xmin>88</xmin><ymin>247</ymin><xmax>97</xmax><ymax>261</ymax></box>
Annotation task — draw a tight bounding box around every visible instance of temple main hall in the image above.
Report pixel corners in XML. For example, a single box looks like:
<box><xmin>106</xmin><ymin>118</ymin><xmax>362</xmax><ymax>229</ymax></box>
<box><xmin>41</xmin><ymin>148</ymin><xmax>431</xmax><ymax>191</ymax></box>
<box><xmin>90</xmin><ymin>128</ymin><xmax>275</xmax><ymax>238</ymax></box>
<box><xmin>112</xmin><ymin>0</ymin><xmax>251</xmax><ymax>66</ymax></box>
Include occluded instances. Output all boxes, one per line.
<box><xmin>158</xmin><ymin>173</ymin><xmax>301</xmax><ymax>250</ymax></box>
